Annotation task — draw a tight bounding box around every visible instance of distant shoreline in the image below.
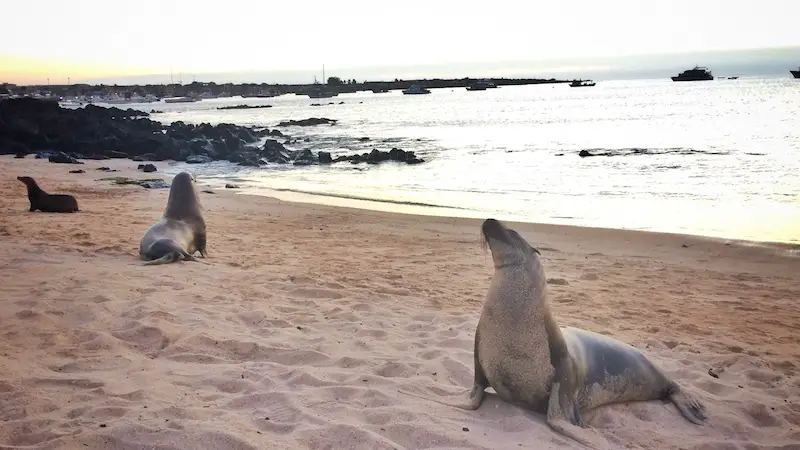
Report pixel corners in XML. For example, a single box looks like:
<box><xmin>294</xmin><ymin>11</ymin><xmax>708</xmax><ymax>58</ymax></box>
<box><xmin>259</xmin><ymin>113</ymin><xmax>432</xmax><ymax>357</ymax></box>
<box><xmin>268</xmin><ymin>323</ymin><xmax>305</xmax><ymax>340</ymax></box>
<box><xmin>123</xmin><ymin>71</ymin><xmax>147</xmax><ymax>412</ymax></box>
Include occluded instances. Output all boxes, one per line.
<box><xmin>2</xmin><ymin>77</ymin><xmax>573</xmax><ymax>101</ymax></box>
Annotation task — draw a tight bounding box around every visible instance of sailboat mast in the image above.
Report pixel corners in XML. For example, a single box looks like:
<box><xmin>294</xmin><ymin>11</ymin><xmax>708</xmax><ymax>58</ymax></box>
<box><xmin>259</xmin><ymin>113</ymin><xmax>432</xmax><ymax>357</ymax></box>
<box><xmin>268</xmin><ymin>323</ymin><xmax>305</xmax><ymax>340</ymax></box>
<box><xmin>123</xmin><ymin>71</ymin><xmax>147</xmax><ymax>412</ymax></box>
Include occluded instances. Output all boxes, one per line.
<box><xmin>322</xmin><ymin>64</ymin><xmax>325</xmax><ymax>83</ymax></box>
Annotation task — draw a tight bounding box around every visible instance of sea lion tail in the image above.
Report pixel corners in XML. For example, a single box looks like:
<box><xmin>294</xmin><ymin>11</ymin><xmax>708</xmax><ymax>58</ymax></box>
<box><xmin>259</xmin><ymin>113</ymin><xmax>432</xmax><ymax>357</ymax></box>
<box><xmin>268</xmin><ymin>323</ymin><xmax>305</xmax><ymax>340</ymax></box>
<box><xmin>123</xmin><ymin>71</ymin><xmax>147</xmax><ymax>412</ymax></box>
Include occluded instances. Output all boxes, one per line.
<box><xmin>142</xmin><ymin>253</ymin><xmax>179</xmax><ymax>266</ymax></box>
<box><xmin>667</xmin><ymin>383</ymin><xmax>708</xmax><ymax>425</ymax></box>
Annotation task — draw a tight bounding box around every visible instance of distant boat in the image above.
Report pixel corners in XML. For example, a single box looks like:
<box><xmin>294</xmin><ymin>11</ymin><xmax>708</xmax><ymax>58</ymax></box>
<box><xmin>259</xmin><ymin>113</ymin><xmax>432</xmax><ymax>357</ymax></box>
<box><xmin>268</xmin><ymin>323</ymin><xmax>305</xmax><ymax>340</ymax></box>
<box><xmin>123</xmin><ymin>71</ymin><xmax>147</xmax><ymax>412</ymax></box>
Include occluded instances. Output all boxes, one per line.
<box><xmin>59</xmin><ymin>98</ymin><xmax>85</xmax><ymax>107</ymax></box>
<box><xmin>466</xmin><ymin>79</ymin><xmax>497</xmax><ymax>91</ymax></box>
<box><xmin>791</xmin><ymin>67</ymin><xmax>800</xmax><ymax>79</ymax></box>
<box><xmin>671</xmin><ymin>66</ymin><xmax>714</xmax><ymax>82</ymax></box>
<box><xmin>569</xmin><ymin>80</ymin><xmax>596</xmax><ymax>87</ymax></box>
<box><xmin>306</xmin><ymin>84</ymin><xmax>338</xmax><ymax>99</ymax></box>
<box><xmin>402</xmin><ymin>85</ymin><xmax>431</xmax><ymax>95</ymax></box>
<box><xmin>164</xmin><ymin>96</ymin><xmax>200</xmax><ymax>103</ymax></box>
<box><xmin>242</xmin><ymin>92</ymin><xmax>279</xmax><ymax>98</ymax></box>
<box><xmin>371</xmin><ymin>88</ymin><xmax>389</xmax><ymax>93</ymax></box>
<box><xmin>305</xmin><ymin>64</ymin><xmax>339</xmax><ymax>98</ymax></box>
<box><xmin>727</xmin><ymin>76</ymin><xmax>739</xmax><ymax>80</ymax></box>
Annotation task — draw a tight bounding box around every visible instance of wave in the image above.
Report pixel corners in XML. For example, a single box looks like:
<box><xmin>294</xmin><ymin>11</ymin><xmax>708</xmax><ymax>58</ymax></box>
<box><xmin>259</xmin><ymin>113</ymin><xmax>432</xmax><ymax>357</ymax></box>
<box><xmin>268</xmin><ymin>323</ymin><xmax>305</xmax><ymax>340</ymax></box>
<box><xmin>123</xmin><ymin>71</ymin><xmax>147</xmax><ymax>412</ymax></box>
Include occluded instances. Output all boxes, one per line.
<box><xmin>267</xmin><ymin>187</ymin><xmax>467</xmax><ymax>210</ymax></box>
<box><xmin>578</xmin><ymin>147</ymin><xmax>731</xmax><ymax>157</ymax></box>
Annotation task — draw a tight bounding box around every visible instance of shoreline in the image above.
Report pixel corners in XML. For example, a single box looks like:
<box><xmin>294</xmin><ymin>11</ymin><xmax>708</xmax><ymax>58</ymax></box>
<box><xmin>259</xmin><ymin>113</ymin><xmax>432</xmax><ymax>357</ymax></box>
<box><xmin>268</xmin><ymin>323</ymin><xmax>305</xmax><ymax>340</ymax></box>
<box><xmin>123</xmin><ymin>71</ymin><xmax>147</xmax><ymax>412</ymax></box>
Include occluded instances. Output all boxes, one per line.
<box><xmin>2</xmin><ymin>155</ymin><xmax>798</xmax><ymax>449</ymax></box>
<box><xmin>151</xmin><ymin>158</ymin><xmax>800</xmax><ymax>252</ymax></box>
<box><xmin>234</xmin><ymin>186</ymin><xmax>800</xmax><ymax>253</ymax></box>
<box><xmin>10</xmin><ymin>154</ymin><xmax>800</xmax><ymax>254</ymax></box>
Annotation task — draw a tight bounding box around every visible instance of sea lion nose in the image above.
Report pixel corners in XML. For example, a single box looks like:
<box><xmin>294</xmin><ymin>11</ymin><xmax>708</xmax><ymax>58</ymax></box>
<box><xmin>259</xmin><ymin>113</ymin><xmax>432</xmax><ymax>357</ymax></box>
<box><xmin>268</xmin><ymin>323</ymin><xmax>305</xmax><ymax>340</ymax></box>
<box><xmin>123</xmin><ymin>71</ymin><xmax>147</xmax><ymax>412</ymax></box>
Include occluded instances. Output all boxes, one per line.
<box><xmin>482</xmin><ymin>218</ymin><xmax>501</xmax><ymax>233</ymax></box>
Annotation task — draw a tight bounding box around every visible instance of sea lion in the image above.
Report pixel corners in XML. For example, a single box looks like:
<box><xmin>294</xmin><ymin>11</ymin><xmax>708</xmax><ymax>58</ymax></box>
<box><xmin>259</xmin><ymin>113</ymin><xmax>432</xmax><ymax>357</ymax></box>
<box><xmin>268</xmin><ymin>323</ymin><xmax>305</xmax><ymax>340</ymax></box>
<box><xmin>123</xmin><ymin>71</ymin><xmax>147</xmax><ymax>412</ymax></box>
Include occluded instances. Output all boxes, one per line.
<box><xmin>17</xmin><ymin>176</ymin><xmax>80</xmax><ymax>213</ymax></box>
<box><xmin>139</xmin><ymin>172</ymin><xmax>207</xmax><ymax>266</ymax></box>
<box><xmin>406</xmin><ymin>219</ymin><xmax>707</xmax><ymax>447</ymax></box>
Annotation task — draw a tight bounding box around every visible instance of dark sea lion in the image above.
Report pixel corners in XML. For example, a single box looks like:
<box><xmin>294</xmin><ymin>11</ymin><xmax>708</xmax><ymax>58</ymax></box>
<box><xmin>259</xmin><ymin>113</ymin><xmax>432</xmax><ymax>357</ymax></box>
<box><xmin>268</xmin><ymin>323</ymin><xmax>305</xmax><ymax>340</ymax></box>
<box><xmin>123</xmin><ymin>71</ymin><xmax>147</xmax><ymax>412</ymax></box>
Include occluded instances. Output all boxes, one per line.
<box><xmin>16</xmin><ymin>176</ymin><xmax>80</xmax><ymax>213</ymax></box>
<box><xmin>405</xmin><ymin>218</ymin><xmax>707</xmax><ymax>448</ymax></box>
<box><xmin>138</xmin><ymin>172</ymin><xmax>207</xmax><ymax>266</ymax></box>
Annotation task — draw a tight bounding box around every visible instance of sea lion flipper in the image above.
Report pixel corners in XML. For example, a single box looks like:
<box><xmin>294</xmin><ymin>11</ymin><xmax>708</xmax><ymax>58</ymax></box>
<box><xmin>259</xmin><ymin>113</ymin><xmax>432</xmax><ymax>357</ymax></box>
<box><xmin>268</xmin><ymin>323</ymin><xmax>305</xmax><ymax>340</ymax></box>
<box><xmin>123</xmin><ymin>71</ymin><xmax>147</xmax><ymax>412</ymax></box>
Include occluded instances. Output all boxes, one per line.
<box><xmin>546</xmin><ymin>381</ymin><xmax>583</xmax><ymax>426</ymax></box>
<box><xmin>464</xmin><ymin>383</ymin><xmax>487</xmax><ymax>410</ymax></box>
<box><xmin>181</xmin><ymin>251</ymin><xmax>210</xmax><ymax>265</ymax></box>
<box><xmin>546</xmin><ymin>382</ymin><xmax>598</xmax><ymax>449</ymax></box>
<box><xmin>396</xmin><ymin>385</ymin><xmax>485</xmax><ymax>411</ymax></box>
<box><xmin>667</xmin><ymin>384</ymin><xmax>708</xmax><ymax>425</ymax></box>
<box><xmin>467</xmin><ymin>328</ymin><xmax>489</xmax><ymax>409</ymax></box>
<box><xmin>142</xmin><ymin>253</ymin><xmax>178</xmax><ymax>266</ymax></box>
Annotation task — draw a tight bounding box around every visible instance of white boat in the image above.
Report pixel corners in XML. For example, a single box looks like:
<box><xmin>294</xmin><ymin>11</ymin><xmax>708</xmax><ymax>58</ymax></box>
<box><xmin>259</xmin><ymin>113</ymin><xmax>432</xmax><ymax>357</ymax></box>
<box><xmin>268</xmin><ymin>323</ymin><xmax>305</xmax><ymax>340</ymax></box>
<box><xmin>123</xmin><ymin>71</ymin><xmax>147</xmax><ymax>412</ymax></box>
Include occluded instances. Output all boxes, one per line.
<box><xmin>164</xmin><ymin>96</ymin><xmax>200</xmax><ymax>103</ymax></box>
<box><xmin>402</xmin><ymin>84</ymin><xmax>431</xmax><ymax>95</ymax></box>
<box><xmin>58</xmin><ymin>99</ymin><xmax>85</xmax><ymax>108</ymax></box>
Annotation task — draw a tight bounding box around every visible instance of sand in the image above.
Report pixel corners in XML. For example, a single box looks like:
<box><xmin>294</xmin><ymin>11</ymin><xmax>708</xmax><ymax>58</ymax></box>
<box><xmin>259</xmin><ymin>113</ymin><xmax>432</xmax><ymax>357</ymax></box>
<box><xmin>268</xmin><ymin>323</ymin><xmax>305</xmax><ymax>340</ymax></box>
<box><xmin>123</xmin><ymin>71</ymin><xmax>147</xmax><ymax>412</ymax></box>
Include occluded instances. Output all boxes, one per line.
<box><xmin>1</xmin><ymin>155</ymin><xmax>798</xmax><ymax>450</ymax></box>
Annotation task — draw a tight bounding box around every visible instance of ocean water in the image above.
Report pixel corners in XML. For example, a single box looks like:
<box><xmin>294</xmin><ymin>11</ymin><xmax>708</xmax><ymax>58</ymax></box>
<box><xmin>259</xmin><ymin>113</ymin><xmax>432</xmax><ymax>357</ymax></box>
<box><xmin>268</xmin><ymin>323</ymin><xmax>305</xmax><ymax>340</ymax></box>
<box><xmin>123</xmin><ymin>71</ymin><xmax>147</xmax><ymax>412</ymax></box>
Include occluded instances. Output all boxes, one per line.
<box><xmin>133</xmin><ymin>77</ymin><xmax>799</xmax><ymax>244</ymax></box>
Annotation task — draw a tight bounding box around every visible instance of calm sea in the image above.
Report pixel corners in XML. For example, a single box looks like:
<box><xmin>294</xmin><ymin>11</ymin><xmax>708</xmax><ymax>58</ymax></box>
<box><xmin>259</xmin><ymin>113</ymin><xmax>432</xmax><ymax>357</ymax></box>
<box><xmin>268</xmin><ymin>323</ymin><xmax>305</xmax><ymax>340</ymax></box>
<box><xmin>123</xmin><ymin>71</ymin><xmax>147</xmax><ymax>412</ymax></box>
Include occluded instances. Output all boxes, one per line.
<box><xmin>123</xmin><ymin>77</ymin><xmax>799</xmax><ymax>244</ymax></box>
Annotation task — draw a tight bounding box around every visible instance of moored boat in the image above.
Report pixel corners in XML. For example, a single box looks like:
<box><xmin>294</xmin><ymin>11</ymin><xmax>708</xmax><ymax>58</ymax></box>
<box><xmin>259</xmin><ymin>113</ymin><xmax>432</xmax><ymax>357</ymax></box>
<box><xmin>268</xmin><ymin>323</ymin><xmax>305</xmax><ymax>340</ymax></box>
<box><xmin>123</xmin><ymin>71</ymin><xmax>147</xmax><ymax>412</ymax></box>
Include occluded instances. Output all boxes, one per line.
<box><xmin>671</xmin><ymin>66</ymin><xmax>714</xmax><ymax>82</ymax></box>
<box><xmin>402</xmin><ymin>84</ymin><xmax>431</xmax><ymax>95</ymax></box>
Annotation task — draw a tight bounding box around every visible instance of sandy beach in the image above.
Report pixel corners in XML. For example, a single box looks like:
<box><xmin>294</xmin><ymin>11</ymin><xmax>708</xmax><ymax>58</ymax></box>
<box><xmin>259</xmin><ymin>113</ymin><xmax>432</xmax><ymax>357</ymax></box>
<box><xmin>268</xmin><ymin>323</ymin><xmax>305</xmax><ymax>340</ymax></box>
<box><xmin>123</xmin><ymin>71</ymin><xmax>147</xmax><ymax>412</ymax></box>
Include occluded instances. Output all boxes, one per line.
<box><xmin>1</xmin><ymin>155</ymin><xmax>798</xmax><ymax>450</ymax></box>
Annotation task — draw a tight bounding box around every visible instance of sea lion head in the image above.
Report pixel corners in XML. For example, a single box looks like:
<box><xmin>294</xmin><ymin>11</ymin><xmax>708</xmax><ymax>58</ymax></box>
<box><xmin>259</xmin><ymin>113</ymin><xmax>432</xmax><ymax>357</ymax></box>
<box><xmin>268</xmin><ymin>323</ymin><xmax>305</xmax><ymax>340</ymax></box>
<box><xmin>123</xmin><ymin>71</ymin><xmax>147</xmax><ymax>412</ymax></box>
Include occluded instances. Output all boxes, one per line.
<box><xmin>481</xmin><ymin>218</ymin><xmax>540</xmax><ymax>269</ymax></box>
<box><xmin>163</xmin><ymin>171</ymin><xmax>202</xmax><ymax>218</ymax></box>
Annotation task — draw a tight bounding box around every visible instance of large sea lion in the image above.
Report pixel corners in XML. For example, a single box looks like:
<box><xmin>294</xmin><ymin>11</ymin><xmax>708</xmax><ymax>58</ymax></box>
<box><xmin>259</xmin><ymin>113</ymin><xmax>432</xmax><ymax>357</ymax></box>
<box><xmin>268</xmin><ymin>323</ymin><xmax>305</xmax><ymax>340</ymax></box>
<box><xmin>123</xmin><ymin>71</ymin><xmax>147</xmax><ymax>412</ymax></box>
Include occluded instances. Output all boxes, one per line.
<box><xmin>407</xmin><ymin>219</ymin><xmax>707</xmax><ymax>447</ymax></box>
<box><xmin>17</xmin><ymin>176</ymin><xmax>80</xmax><ymax>213</ymax></box>
<box><xmin>139</xmin><ymin>172</ymin><xmax>207</xmax><ymax>266</ymax></box>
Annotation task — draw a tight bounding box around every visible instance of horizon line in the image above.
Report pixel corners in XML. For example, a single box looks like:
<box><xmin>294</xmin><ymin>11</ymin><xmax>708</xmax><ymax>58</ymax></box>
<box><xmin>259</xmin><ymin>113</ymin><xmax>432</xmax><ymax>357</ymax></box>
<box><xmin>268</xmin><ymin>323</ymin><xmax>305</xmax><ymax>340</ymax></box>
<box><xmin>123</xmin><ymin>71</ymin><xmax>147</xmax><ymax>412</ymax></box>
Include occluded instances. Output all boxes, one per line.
<box><xmin>3</xmin><ymin>44</ymin><xmax>800</xmax><ymax>86</ymax></box>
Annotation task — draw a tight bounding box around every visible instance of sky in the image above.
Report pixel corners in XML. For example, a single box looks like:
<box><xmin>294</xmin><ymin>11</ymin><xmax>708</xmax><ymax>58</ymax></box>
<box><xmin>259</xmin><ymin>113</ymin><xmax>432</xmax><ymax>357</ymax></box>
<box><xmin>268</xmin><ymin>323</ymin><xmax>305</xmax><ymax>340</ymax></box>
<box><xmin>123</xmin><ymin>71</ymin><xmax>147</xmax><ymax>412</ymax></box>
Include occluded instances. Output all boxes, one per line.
<box><xmin>1</xmin><ymin>0</ymin><xmax>799</xmax><ymax>85</ymax></box>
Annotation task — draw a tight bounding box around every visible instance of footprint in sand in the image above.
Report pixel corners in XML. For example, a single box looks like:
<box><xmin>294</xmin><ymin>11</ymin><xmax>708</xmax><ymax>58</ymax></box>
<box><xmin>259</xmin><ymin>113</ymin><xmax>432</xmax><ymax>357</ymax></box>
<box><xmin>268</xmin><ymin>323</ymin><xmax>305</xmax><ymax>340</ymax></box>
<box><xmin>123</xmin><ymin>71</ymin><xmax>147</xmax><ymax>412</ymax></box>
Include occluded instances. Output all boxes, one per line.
<box><xmin>31</xmin><ymin>377</ymin><xmax>104</xmax><ymax>389</ymax></box>
<box><xmin>289</xmin><ymin>287</ymin><xmax>343</xmax><ymax>299</ymax></box>
<box><xmin>88</xmin><ymin>406</ymin><xmax>129</xmax><ymax>421</ymax></box>
<box><xmin>298</xmin><ymin>424</ymin><xmax>399</xmax><ymax>450</ymax></box>
<box><xmin>14</xmin><ymin>310</ymin><xmax>40</xmax><ymax>320</ymax></box>
<box><xmin>52</xmin><ymin>355</ymin><xmax>131</xmax><ymax>373</ymax></box>
<box><xmin>695</xmin><ymin>379</ymin><xmax>738</xmax><ymax>396</ymax></box>
<box><xmin>374</xmin><ymin>361</ymin><xmax>417</xmax><ymax>378</ymax></box>
<box><xmin>110</xmin><ymin>322</ymin><xmax>170</xmax><ymax>356</ymax></box>
<box><xmin>334</xmin><ymin>356</ymin><xmax>369</xmax><ymax>369</ymax></box>
<box><xmin>240</xmin><ymin>392</ymin><xmax>322</xmax><ymax>434</ymax></box>
<box><xmin>355</xmin><ymin>328</ymin><xmax>388</xmax><ymax>339</ymax></box>
<box><xmin>741</xmin><ymin>403</ymin><xmax>783</xmax><ymax>427</ymax></box>
<box><xmin>0</xmin><ymin>419</ymin><xmax>64</xmax><ymax>447</ymax></box>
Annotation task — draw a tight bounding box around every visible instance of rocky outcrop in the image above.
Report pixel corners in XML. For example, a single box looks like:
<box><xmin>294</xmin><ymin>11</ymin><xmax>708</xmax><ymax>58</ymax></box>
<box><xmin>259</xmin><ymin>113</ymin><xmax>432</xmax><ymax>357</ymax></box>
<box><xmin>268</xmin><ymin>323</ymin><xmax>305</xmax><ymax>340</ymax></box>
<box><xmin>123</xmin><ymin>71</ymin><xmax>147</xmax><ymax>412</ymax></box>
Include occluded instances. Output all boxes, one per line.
<box><xmin>217</xmin><ymin>104</ymin><xmax>273</xmax><ymax>110</ymax></box>
<box><xmin>1</xmin><ymin>98</ymin><xmax>427</xmax><ymax>168</ymax></box>
<box><xmin>0</xmin><ymin>98</ymin><xmax>270</xmax><ymax>164</ymax></box>
<box><xmin>103</xmin><ymin>176</ymin><xmax>169</xmax><ymax>189</ymax></box>
<box><xmin>276</xmin><ymin>118</ymin><xmax>337</xmax><ymax>127</ymax></box>
<box><xmin>328</xmin><ymin>148</ymin><xmax>424</xmax><ymax>165</ymax></box>
<box><xmin>44</xmin><ymin>151</ymin><xmax>83</xmax><ymax>164</ymax></box>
